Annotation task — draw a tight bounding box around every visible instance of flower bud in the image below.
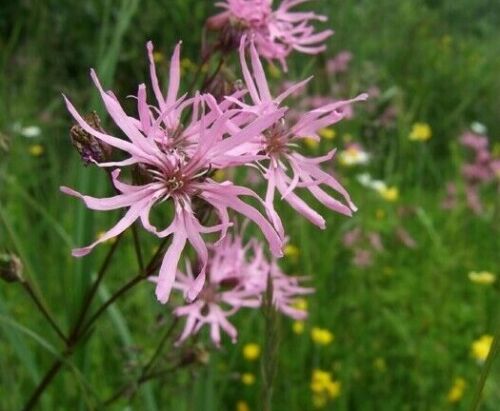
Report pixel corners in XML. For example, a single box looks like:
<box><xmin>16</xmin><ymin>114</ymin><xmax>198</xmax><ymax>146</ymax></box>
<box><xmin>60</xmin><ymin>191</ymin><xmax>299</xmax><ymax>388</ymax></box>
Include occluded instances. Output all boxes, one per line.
<box><xmin>0</xmin><ymin>253</ymin><xmax>24</xmax><ymax>283</ymax></box>
<box><xmin>70</xmin><ymin>111</ymin><xmax>112</xmax><ymax>165</ymax></box>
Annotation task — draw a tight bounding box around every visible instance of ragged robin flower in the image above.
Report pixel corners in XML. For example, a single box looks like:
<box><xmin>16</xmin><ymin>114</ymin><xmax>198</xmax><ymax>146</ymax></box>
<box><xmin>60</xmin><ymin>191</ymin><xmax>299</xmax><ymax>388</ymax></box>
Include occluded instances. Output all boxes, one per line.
<box><xmin>61</xmin><ymin>41</ymin><xmax>284</xmax><ymax>304</ymax></box>
<box><xmin>232</xmin><ymin>38</ymin><xmax>367</xmax><ymax>232</ymax></box>
<box><xmin>170</xmin><ymin>232</ymin><xmax>313</xmax><ymax>346</ymax></box>
<box><xmin>207</xmin><ymin>0</ymin><xmax>333</xmax><ymax>71</ymax></box>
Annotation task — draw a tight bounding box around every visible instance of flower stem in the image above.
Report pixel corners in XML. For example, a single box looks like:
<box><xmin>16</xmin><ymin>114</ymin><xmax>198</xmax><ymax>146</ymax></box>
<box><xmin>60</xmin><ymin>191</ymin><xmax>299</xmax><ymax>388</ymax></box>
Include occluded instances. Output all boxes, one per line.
<box><xmin>131</xmin><ymin>223</ymin><xmax>144</xmax><ymax>272</ymax></box>
<box><xmin>22</xmin><ymin>236</ymin><xmax>170</xmax><ymax>410</ymax></box>
<box><xmin>102</xmin><ymin>317</ymin><xmax>180</xmax><ymax>407</ymax></box>
<box><xmin>79</xmin><ymin>237</ymin><xmax>169</xmax><ymax>338</ymax></box>
<box><xmin>469</xmin><ymin>320</ymin><xmax>500</xmax><ymax>411</ymax></box>
<box><xmin>22</xmin><ymin>356</ymin><xmax>65</xmax><ymax>411</ymax></box>
<box><xmin>261</xmin><ymin>275</ymin><xmax>280</xmax><ymax>411</ymax></box>
<box><xmin>22</xmin><ymin>282</ymin><xmax>68</xmax><ymax>344</ymax></box>
<box><xmin>70</xmin><ymin>233</ymin><xmax>123</xmax><ymax>339</ymax></box>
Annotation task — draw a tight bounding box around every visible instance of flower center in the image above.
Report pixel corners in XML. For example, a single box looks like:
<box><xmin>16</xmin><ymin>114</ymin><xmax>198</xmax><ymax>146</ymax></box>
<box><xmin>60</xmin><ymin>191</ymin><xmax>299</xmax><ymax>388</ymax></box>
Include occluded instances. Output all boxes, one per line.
<box><xmin>263</xmin><ymin>119</ymin><xmax>288</xmax><ymax>156</ymax></box>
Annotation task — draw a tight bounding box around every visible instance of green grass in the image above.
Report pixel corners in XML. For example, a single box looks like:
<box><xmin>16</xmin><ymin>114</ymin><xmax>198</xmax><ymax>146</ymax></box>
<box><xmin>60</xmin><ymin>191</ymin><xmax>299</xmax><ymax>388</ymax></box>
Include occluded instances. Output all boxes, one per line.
<box><xmin>1</xmin><ymin>0</ymin><xmax>499</xmax><ymax>410</ymax></box>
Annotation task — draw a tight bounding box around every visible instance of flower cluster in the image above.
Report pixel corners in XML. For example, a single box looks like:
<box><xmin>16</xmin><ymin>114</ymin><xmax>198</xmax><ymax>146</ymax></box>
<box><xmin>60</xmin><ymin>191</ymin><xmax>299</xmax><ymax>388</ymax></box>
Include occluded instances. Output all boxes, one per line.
<box><xmin>442</xmin><ymin>127</ymin><xmax>500</xmax><ymax>214</ymax></box>
<box><xmin>310</xmin><ymin>369</ymin><xmax>341</xmax><ymax>408</ymax></box>
<box><xmin>169</xmin><ymin>233</ymin><xmax>313</xmax><ymax>345</ymax></box>
<box><xmin>207</xmin><ymin>0</ymin><xmax>333</xmax><ymax>71</ymax></box>
<box><xmin>61</xmin><ymin>36</ymin><xmax>363</xmax><ymax>305</ymax></box>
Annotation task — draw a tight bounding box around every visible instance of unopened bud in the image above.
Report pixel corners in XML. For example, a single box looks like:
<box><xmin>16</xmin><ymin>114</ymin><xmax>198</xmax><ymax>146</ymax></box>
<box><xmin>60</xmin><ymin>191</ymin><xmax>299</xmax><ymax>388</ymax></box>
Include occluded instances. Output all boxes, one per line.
<box><xmin>217</xmin><ymin>19</ymin><xmax>247</xmax><ymax>54</ymax></box>
<box><xmin>70</xmin><ymin>112</ymin><xmax>112</xmax><ymax>165</ymax></box>
<box><xmin>0</xmin><ymin>253</ymin><xmax>24</xmax><ymax>283</ymax></box>
<box><xmin>181</xmin><ymin>344</ymin><xmax>210</xmax><ymax>366</ymax></box>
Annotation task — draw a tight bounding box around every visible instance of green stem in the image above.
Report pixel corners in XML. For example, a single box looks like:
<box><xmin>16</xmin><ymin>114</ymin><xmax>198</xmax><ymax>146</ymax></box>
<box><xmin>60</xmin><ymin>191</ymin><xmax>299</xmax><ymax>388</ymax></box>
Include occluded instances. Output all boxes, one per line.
<box><xmin>131</xmin><ymin>223</ymin><xmax>144</xmax><ymax>272</ymax></box>
<box><xmin>22</xmin><ymin>355</ymin><xmax>66</xmax><ymax>411</ymax></box>
<box><xmin>102</xmin><ymin>317</ymin><xmax>180</xmax><ymax>407</ymax></box>
<box><xmin>79</xmin><ymin>237</ymin><xmax>169</xmax><ymax>338</ymax></box>
<box><xmin>70</xmin><ymin>233</ymin><xmax>123</xmax><ymax>339</ymax></box>
<box><xmin>261</xmin><ymin>274</ymin><xmax>280</xmax><ymax>411</ymax></box>
<box><xmin>22</xmin><ymin>236</ymin><xmax>169</xmax><ymax>410</ymax></box>
<box><xmin>22</xmin><ymin>282</ymin><xmax>68</xmax><ymax>344</ymax></box>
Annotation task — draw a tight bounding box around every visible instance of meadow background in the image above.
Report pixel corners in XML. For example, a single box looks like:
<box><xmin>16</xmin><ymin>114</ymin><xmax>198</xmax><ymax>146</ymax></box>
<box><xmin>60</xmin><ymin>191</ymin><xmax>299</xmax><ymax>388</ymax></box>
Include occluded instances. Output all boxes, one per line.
<box><xmin>1</xmin><ymin>0</ymin><xmax>499</xmax><ymax>410</ymax></box>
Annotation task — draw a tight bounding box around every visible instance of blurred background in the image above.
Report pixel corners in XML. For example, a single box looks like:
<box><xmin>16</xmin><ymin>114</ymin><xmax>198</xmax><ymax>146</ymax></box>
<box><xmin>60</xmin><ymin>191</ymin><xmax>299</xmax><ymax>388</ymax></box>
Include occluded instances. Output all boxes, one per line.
<box><xmin>1</xmin><ymin>0</ymin><xmax>499</xmax><ymax>410</ymax></box>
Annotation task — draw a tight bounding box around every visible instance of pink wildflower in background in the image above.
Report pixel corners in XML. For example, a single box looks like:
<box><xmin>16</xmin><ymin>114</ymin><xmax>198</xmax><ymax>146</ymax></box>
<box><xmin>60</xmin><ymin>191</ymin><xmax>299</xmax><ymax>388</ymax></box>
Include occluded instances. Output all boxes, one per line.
<box><xmin>61</xmin><ymin>42</ymin><xmax>284</xmax><ymax>304</ymax></box>
<box><xmin>326</xmin><ymin>50</ymin><xmax>352</xmax><ymax>75</ymax></box>
<box><xmin>207</xmin><ymin>0</ymin><xmax>333</xmax><ymax>70</ymax></box>
<box><xmin>442</xmin><ymin>129</ymin><xmax>499</xmax><ymax>214</ymax></box>
<box><xmin>170</xmin><ymin>233</ymin><xmax>313</xmax><ymax>345</ymax></box>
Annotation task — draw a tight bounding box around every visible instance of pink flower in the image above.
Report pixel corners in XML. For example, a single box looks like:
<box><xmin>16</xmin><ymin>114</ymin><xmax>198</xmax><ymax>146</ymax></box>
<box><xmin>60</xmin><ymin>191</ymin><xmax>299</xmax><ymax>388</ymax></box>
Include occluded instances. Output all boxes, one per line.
<box><xmin>460</xmin><ymin>132</ymin><xmax>488</xmax><ymax>152</ymax></box>
<box><xmin>61</xmin><ymin>42</ymin><xmax>284</xmax><ymax>304</ymax></box>
<box><xmin>231</xmin><ymin>39</ymin><xmax>366</xmax><ymax>229</ymax></box>
<box><xmin>441</xmin><ymin>182</ymin><xmax>458</xmax><ymax>210</ymax></box>
<box><xmin>352</xmin><ymin>249</ymin><xmax>373</xmax><ymax>268</ymax></box>
<box><xmin>326</xmin><ymin>50</ymin><xmax>352</xmax><ymax>75</ymax></box>
<box><xmin>207</xmin><ymin>0</ymin><xmax>333</xmax><ymax>70</ymax></box>
<box><xmin>395</xmin><ymin>227</ymin><xmax>417</xmax><ymax>249</ymax></box>
<box><xmin>268</xmin><ymin>261</ymin><xmax>313</xmax><ymax>320</ymax></box>
<box><xmin>171</xmin><ymin>233</ymin><xmax>312</xmax><ymax>345</ymax></box>
<box><xmin>342</xmin><ymin>227</ymin><xmax>362</xmax><ymax>248</ymax></box>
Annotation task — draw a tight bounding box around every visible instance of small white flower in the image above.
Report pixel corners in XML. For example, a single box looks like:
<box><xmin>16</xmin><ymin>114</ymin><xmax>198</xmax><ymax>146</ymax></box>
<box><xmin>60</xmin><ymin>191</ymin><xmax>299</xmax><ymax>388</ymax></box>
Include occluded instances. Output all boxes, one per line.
<box><xmin>470</xmin><ymin>122</ymin><xmax>487</xmax><ymax>135</ymax></box>
<box><xmin>356</xmin><ymin>173</ymin><xmax>373</xmax><ymax>187</ymax></box>
<box><xmin>21</xmin><ymin>126</ymin><xmax>42</xmax><ymax>138</ymax></box>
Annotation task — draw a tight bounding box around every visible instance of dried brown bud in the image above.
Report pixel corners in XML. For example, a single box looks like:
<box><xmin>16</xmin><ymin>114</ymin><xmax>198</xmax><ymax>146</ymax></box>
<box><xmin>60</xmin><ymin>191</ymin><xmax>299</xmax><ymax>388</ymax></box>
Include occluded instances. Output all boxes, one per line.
<box><xmin>70</xmin><ymin>111</ymin><xmax>112</xmax><ymax>165</ymax></box>
<box><xmin>0</xmin><ymin>253</ymin><xmax>24</xmax><ymax>283</ymax></box>
<box><xmin>181</xmin><ymin>344</ymin><xmax>210</xmax><ymax>366</ymax></box>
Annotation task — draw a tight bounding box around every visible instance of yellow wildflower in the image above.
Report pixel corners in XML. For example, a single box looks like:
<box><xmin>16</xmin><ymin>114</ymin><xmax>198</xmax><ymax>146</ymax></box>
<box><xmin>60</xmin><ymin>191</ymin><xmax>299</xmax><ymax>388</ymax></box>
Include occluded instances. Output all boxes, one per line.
<box><xmin>311</xmin><ymin>327</ymin><xmax>334</xmax><ymax>345</ymax></box>
<box><xmin>311</xmin><ymin>369</ymin><xmax>341</xmax><ymax>408</ymax></box>
<box><xmin>181</xmin><ymin>57</ymin><xmax>197</xmax><ymax>74</ymax></box>
<box><xmin>268</xmin><ymin>63</ymin><xmax>281</xmax><ymax>79</ymax></box>
<box><xmin>236</xmin><ymin>401</ymin><xmax>250</xmax><ymax>411</ymax></box>
<box><xmin>284</xmin><ymin>244</ymin><xmax>300</xmax><ymax>263</ymax></box>
<box><xmin>378</xmin><ymin>186</ymin><xmax>399</xmax><ymax>202</ymax></box>
<box><xmin>152</xmin><ymin>51</ymin><xmax>164</xmax><ymax>63</ymax></box>
<box><xmin>304</xmin><ymin>137</ymin><xmax>319</xmax><ymax>149</ymax></box>
<box><xmin>373</xmin><ymin>357</ymin><xmax>387</xmax><ymax>372</ymax></box>
<box><xmin>292</xmin><ymin>298</ymin><xmax>308</xmax><ymax>312</ymax></box>
<box><xmin>292</xmin><ymin>321</ymin><xmax>305</xmax><ymax>335</ymax></box>
<box><xmin>471</xmin><ymin>335</ymin><xmax>493</xmax><ymax>362</ymax></box>
<box><xmin>242</xmin><ymin>343</ymin><xmax>261</xmax><ymax>361</ymax></box>
<box><xmin>212</xmin><ymin>169</ymin><xmax>226</xmax><ymax>182</ymax></box>
<box><xmin>468</xmin><ymin>271</ymin><xmax>496</xmax><ymax>285</ymax></box>
<box><xmin>447</xmin><ymin>377</ymin><xmax>466</xmax><ymax>403</ymax></box>
<box><xmin>29</xmin><ymin>144</ymin><xmax>44</xmax><ymax>157</ymax></box>
<box><xmin>241</xmin><ymin>373</ymin><xmax>256</xmax><ymax>385</ymax></box>
<box><xmin>409</xmin><ymin>122</ymin><xmax>432</xmax><ymax>141</ymax></box>
<box><xmin>319</xmin><ymin>128</ymin><xmax>336</xmax><ymax>140</ymax></box>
